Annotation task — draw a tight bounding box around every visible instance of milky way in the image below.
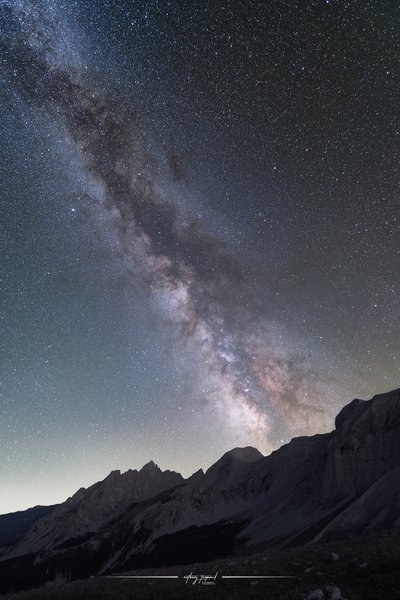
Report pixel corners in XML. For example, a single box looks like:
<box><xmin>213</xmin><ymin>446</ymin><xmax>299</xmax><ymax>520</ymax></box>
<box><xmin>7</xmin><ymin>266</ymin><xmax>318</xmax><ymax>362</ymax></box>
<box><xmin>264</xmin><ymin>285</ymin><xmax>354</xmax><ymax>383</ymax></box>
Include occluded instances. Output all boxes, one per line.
<box><xmin>1</xmin><ymin>0</ymin><xmax>399</xmax><ymax>512</ymax></box>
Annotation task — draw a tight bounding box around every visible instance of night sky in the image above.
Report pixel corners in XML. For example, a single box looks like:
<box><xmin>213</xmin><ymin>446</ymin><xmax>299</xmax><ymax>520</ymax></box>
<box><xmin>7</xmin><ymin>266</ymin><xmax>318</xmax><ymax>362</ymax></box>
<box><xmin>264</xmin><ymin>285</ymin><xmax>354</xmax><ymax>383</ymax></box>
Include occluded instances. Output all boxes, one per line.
<box><xmin>1</xmin><ymin>0</ymin><xmax>399</xmax><ymax>513</ymax></box>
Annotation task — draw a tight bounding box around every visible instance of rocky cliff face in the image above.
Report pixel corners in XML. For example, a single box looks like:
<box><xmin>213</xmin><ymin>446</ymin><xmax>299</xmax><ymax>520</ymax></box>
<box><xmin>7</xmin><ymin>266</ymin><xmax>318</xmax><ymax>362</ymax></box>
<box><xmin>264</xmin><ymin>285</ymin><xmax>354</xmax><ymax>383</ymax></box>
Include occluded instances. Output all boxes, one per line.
<box><xmin>314</xmin><ymin>466</ymin><xmax>400</xmax><ymax>542</ymax></box>
<box><xmin>322</xmin><ymin>389</ymin><xmax>400</xmax><ymax>500</ymax></box>
<box><xmin>245</xmin><ymin>389</ymin><xmax>400</xmax><ymax>546</ymax></box>
<box><xmin>2</xmin><ymin>388</ymin><xmax>400</xmax><ymax>593</ymax></box>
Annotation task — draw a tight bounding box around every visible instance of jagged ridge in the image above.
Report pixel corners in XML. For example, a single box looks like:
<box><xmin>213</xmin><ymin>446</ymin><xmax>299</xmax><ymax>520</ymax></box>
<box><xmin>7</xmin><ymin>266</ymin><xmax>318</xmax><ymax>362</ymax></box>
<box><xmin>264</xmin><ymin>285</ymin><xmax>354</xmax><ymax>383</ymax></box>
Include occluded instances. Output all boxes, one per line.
<box><xmin>1</xmin><ymin>388</ymin><xmax>400</xmax><ymax>594</ymax></box>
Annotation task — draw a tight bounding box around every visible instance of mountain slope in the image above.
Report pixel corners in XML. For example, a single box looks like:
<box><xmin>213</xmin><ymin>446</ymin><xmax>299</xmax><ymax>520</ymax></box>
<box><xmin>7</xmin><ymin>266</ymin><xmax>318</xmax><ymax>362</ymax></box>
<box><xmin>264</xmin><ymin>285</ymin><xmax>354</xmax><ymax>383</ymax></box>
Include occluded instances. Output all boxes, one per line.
<box><xmin>0</xmin><ymin>505</ymin><xmax>57</xmax><ymax>549</ymax></box>
<box><xmin>4</xmin><ymin>462</ymin><xmax>184</xmax><ymax>559</ymax></box>
<box><xmin>1</xmin><ymin>388</ymin><xmax>400</xmax><ymax>594</ymax></box>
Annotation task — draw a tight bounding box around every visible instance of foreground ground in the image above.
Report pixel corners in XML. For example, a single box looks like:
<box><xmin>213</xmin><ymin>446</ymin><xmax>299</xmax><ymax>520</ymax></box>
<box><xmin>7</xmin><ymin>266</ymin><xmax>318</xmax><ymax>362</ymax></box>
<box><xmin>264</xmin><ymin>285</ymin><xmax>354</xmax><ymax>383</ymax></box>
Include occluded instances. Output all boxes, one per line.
<box><xmin>1</xmin><ymin>531</ymin><xmax>400</xmax><ymax>600</ymax></box>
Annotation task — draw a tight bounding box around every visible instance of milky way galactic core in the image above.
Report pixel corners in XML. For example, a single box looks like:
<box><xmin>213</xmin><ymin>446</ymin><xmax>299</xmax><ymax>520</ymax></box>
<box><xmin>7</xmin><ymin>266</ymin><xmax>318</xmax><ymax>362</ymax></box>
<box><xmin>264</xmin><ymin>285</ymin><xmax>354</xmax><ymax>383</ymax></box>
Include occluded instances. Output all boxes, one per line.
<box><xmin>1</xmin><ymin>0</ymin><xmax>399</xmax><ymax>512</ymax></box>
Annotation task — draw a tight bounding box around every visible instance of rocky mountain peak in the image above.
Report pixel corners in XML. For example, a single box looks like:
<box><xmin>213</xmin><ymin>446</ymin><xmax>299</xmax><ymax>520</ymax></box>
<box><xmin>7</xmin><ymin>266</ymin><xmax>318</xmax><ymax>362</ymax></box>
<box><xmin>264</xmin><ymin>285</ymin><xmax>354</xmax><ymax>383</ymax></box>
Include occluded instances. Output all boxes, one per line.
<box><xmin>140</xmin><ymin>460</ymin><xmax>159</xmax><ymax>472</ymax></box>
<box><xmin>223</xmin><ymin>446</ymin><xmax>264</xmax><ymax>463</ymax></box>
<box><xmin>335</xmin><ymin>388</ymin><xmax>400</xmax><ymax>432</ymax></box>
<box><xmin>5</xmin><ymin>461</ymin><xmax>184</xmax><ymax>559</ymax></box>
<box><xmin>201</xmin><ymin>446</ymin><xmax>263</xmax><ymax>490</ymax></box>
<box><xmin>186</xmin><ymin>469</ymin><xmax>204</xmax><ymax>485</ymax></box>
<box><xmin>4</xmin><ymin>388</ymin><xmax>400</xmax><ymax>579</ymax></box>
<box><xmin>334</xmin><ymin>398</ymin><xmax>366</xmax><ymax>430</ymax></box>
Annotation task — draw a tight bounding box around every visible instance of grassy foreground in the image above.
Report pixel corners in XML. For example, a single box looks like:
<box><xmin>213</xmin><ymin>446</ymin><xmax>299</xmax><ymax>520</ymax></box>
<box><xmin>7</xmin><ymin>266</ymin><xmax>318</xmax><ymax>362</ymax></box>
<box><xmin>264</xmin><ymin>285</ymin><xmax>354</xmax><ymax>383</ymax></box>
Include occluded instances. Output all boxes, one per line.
<box><xmin>1</xmin><ymin>531</ymin><xmax>400</xmax><ymax>600</ymax></box>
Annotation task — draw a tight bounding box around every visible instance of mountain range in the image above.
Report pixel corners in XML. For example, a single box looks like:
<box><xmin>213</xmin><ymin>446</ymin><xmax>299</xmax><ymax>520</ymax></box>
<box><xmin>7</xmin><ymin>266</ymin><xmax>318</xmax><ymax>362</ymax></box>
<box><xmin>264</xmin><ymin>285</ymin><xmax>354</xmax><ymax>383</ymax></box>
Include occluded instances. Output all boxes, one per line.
<box><xmin>1</xmin><ymin>388</ymin><xmax>400</xmax><ymax>594</ymax></box>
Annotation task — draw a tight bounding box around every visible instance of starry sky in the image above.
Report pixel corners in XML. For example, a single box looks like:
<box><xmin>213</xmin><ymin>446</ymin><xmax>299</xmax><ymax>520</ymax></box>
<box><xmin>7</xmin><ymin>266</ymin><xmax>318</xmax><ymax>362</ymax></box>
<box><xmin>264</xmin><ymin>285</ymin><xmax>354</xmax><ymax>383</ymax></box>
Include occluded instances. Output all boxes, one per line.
<box><xmin>1</xmin><ymin>0</ymin><xmax>399</xmax><ymax>514</ymax></box>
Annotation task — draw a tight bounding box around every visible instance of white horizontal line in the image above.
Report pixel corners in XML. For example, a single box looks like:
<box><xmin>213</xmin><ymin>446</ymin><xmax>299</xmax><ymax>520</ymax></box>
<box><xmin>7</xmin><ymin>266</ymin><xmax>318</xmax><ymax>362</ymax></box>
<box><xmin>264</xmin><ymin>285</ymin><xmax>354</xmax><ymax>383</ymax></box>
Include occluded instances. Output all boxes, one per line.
<box><xmin>222</xmin><ymin>575</ymin><xmax>296</xmax><ymax>579</ymax></box>
<box><xmin>105</xmin><ymin>574</ymin><xmax>296</xmax><ymax>580</ymax></box>
<box><xmin>106</xmin><ymin>575</ymin><xmax>179</xmax><ymax>579</ymax></box>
